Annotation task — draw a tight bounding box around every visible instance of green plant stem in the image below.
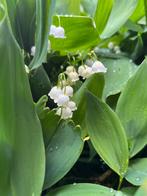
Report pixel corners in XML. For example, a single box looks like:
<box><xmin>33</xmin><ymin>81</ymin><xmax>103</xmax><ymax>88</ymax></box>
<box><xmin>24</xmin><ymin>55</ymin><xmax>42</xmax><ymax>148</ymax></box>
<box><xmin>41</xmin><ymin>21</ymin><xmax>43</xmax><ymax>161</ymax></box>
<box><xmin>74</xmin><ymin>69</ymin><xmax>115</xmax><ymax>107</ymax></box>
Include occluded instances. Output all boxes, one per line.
<box><xmin>118</xmin><ymin>176</ymin><xmax>123</xmax><ymax>190</ymax></box>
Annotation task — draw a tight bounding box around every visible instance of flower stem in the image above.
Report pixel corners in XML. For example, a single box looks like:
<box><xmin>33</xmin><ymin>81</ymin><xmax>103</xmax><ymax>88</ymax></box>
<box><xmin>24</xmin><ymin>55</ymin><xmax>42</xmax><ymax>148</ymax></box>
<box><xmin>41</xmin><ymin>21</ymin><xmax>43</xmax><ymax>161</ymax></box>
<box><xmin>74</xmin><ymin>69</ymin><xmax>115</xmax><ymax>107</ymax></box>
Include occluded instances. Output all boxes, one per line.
<box><xmin>118</xmin><ymin>176</ymin><xmax>123</xmax><ymax>190</ymax></box>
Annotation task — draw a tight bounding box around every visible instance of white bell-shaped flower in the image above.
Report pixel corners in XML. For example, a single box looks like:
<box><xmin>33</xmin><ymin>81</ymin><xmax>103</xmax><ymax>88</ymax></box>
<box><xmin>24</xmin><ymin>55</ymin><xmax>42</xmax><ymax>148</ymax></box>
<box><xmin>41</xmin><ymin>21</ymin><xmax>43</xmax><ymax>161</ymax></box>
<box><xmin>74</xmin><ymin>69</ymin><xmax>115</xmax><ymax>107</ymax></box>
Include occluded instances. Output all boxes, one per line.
<box><xmin>49</xmin><ymin>25</ymin><xmax>65</xmax><ymax>39</ymax></box>
<box><xmin>56</xmin><ymin>94</ymin><xmax>69</xmax><ymax>106</ymax></box>
<box><xmin>85</xmin><ymin>59</ymin><xmax>94</xmax><ymax>66</ymax></box>
<box><xmin>66</xmin><ymin>101</ymin><xmax>77</xmax><ymax>111</ymax></box>
<box><xmin>66</xmin><ymin>66</ymin><xmax>75</xmax><ymax>74</ymax></box>
<box><xmin>78</xmin><ymin>65</ymin><xmax>93</xmax><ymax>79</ymax></box>
<box><xmin>31</xmin><ymin>46</ymin><xmax>36</xmax><ymax>56</ymax></box>
<box><xmin>78</xmin><ymin>65</ymin><xmax>85</xmax><ymax>76</ymax></box>
<box><xmin>68</xmin><ymin>71</ymin><xmax>79</xmax><ymax>82</ymax></box>
<box><xmin>108</xmin><ymin>42</ymin><xmax>114</xmax><ymax>49</ymax></box>
<box><xmin>54</xmin><ymin>26</ymin><xmax>65</xmax><ymax>38</ymax></box>
<box><xmin>92</xmin><ymin>61</ymin><xmax>107</xmax><ymax>73</ymax></box>
<box><xmin>62</xmin><ymin>86</ymin><xmax>73</xmax><ymax>97</ymax></box>
<box><xmin>61</xmin><ymin>107</ymin><xmax>73</xmax><ymax>119</ymax></box>
<box><xmin>49</xmin><ymin>25</ymin><xmax>57</xmax><ymax>36</ymax></box>
<box><xmin>48</xmin><ymin>86</ymin><xmax>62</xmax><ymax>101</ymax></box>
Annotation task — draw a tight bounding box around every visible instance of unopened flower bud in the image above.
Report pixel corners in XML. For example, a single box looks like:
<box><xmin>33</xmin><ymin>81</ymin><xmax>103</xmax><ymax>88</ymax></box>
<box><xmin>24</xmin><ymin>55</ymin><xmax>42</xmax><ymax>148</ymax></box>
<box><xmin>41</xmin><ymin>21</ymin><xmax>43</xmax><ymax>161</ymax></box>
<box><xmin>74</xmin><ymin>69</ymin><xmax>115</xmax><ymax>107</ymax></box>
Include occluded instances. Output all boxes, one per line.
<box><xmin>31</xmin><ymin>46</ymin><xmax>36</xmax><ymax>56</ymax></box>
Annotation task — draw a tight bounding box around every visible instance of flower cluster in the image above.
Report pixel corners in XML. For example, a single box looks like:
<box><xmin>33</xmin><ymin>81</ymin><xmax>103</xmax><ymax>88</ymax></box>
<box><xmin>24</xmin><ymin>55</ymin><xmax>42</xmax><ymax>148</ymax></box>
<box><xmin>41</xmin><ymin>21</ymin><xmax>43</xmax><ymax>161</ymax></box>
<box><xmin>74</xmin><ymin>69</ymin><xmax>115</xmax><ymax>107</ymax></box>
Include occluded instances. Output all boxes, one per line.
<box><xmin>65</xmin><ymin>60</ymin><xmax>107</xmax><ymax>81</ymax></box>
<box><xmin>108</xmin><ymin>42</ymin><xmax>121</xmax><ymax>54</ymax></box>
<box><xmin>48</xmin><ymin>85</ymin><xmax>77</xmax><ymax>120</ymax></box>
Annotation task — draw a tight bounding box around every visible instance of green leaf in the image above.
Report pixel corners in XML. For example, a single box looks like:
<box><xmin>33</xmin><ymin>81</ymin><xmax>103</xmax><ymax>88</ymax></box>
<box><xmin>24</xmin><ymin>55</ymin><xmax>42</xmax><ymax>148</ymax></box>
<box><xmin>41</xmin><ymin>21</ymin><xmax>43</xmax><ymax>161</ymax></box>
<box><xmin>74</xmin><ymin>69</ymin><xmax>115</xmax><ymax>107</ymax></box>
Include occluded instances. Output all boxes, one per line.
<box><xmin>94</xmin><ymin>0</ymin><xmax>114</xmax><ymax>34</ymax></box>
<box><xmin>41</xmin><ymin>110</ymin><xmax>60</xmax><ymax>147</ymax></box>
<box><xmin>102</xmin><ymin>58</ymin><xmax>138</xmax><ymax>100</ymax></box>
<box><xmin>81</xmin><ymin>0</ymin><xmax>98</xmax><ymax>17</ymax></box>
<box><xmin>121</xmin><ymin>187</ymin><xmax>137</xmax><ymax>196</ymax></box>
<box><xmin>47</xmin><ymin>183</ymin><xmax>117</xmax><ymax>196</ymax></box>
<box><xmin>131</xmin><ymin>35</ymin><xmax>143</xmax><ymax>61</ymax></box>
<box><xmin>73</xmin><ymin>73</ymin><xmax>104</xmax><ymax>137</ymax></box>
<box><xmin>86</xmin><ymin>92</ymin><xmax>129</xmax><ymax>176</ymax></box>
<box><xmin>50</xmin><ymin>16</ymin><xmax>100</xmax><ymax>53</ymax></box>
<box><xmin>135</xmin><ymin>181</ymin><xmax>147</xmax><ymax>196</ymax></box>
<box><xmin>116</xmin><ymin>58</ymin><xmax>147</xmax><ymax>157</ymax></box>
<box><xmin>55</xmin><ymin>0</ymin><xmax>81</xmax><ymax>15</ymax></box>
<box><xmin>124</xmin><ymin>20</ymin><xmax>143</xmax><ymax>33</ymax></box>
<box><xmin>130</xmin><ymin>0</ymin><xmax>145</xmax><ymax>22</ymax></box>
<box><xmin>43</xmin><ymin>122</ymin><xmax>84</xmax><ymax>190</ymax></box>
<box><xmin>35</xmin><ymin>95</ymin><xmax>50</xmax><ymax>120</ymax></box>
<box><xmin>29</xmin><ymin>66</ymin><xmax>51</xmax><ymax>101</ymax></box>
<box><xmin>29</xmin><ymin>0</ymin><xmax>55</xmax><ymax>70</ymax></box>
<box><xmin>101</xmin><ymin>0</ymin><xmax>138</xmax><ymax>38</ymax></box>
<box><xmin>6</xmin><ymin>0</ymin><xmax>36</xmax><ymax>51</ymax></box>
<box><xmin>125</xmin><ymin>158</ymin><xmax>147</xmax><ymax>186</ymax></box>
<box><xmin>0</xmin><ymin>4</ymin><xmax>45</xmax><ymax>195</ymax></box>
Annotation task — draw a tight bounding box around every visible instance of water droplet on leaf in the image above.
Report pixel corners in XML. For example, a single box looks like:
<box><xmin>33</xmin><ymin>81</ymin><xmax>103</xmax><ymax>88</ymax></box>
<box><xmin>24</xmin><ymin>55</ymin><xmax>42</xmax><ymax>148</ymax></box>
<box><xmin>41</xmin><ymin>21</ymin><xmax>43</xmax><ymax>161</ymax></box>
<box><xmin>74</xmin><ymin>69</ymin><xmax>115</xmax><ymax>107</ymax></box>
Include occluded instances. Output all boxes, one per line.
<box><xmin>110</xmin><ymin>188</ymin><xmax>114</xmax><ymax>193</ymax></box>
<box><xmin>135</xmin><ymin>177</ymin><xmax>140</xmax><ymax>181</ymax></box>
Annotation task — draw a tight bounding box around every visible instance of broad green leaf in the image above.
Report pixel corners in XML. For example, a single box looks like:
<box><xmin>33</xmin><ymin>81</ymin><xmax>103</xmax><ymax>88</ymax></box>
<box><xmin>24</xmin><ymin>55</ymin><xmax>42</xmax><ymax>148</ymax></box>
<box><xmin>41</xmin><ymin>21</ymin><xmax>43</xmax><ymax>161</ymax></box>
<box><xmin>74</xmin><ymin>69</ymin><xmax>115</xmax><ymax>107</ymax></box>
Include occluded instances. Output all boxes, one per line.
<box><xmin>135</xmin><ymin>181</ymin><xmax>147</xmax><ymax>196</ymax></box>
<box><xmin>50</xmin><ymin>16</ymin><xmax>100</xmax><ymax>53</ymax></box>
<box><xmin>29</xmin><ymin>0</ymin><xmax>55</xmax><ymax>70</ymax></box>
<box><xmin>35</xmin><ymin>95</ymin><xmax>50</xmax><ymax>120</ymax></box>
<box><xmin>6</xmin><ymin>0</ymin><xmax>36</xmax><ymax>51</ymax></box>
<box><xmin>130</xmin><ymin>0</ymin><xmax>145</xmax><ymax>22</ymax></box>
<box><xmin>73</xmin><ymin>73</ymin><xmax>104</xmax><ymax>137</ymax></box>
<box><xmin>131</xmin><ymin>35</ymin><xmax>143</xmax><ymax>61</ymax></box>
<box><xmin>125</xmin><ymin>158</ymin><xmax>147</xmax><ymax>186</ymax></box>
<box><xmin>43</xmin><ymin>122</ymin><xmax>84</xmax><ymax>190</ymax></box>
<box><xmin>67</xmin><ymin>0</ymin><xmax>81</xmax><ymax>15</ymax></box>
<box><xmin>101</xmin><ymin>0</ymin><xmax>138</xmax><ymax>38</ymax></box>
<box><xmin>41</xmin><ymin>110</ymin><xmax>60</xmax><ymax>147</ymax></box>
<box><xmin>124</xmin><ymin>20</ymin><xmax>143</xmax><ymax>33</ymax></box>
<box><xmin>35</xmin><ymin>95</ymin><xmax>60</xmax><ymax>147</ymax></box>
<box><xmin>81</xmin><ymin>0</ymin><xmax>98</xmax><ymax>17</ymax></box>
<box><xmin>86</xmin><ymin>92</ymin><xmax>129</xmax><ymax>176</ymax></box>
<box><xmin>29</xmin><ymin>66</ymin><xmax>51</xmax><ymax>101</ymax></box>
<box><xmin>55</xmin><ymin>0</ymin><xmax>81</xmax><ymax>15</ymax></box>
<box><xmin>94</xmin><ymin>0</ymin><xmax>114</xmax><ymax>34</ymax></box>
<box><xmin>0</xmin><ymin>4</ymin><xmax>45</xmax><ymax>195</ymax></box>
<box><xmin>47</xmin><ymin>183</ymin><xmax>117</xmax><ymax>196</ymax></box>
<box><xmin>116</xmin><ymin>58</ymin><xmax>147</xmax><ymax>157</ymax></box>
<box><xmin>102</xmin><ymin>58</ymin><xmax>138</xmax><ymax>100</ymax></box>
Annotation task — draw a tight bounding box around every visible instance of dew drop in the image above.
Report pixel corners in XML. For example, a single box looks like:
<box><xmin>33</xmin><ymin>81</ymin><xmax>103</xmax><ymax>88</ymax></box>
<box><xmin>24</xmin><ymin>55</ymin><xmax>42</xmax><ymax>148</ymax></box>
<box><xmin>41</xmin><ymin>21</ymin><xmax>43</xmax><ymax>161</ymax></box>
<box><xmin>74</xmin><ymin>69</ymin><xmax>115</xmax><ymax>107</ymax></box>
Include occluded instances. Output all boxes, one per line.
<box><xmin>113</xmin><ymin>70</ymin><xmax>116</xmax><ymax>73</ymax></box>
<box><xmin>110</xmin><ymin>188</ymin><xmax>114</xmax><ymax>193</ymax></box>
<box><xmin>135</xmin><ymin>177</ymin><xmax>140</xmax><ymax>181</ymax></box>
<box><xmin>55</xmin><ymin>146</ymin><xmax>58</xmax><ymax>150</ymax></box>
<box><xmin>49</xmin><ymin>147</ymin><xmax>53</xmax><ymax>152</ymax></box>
